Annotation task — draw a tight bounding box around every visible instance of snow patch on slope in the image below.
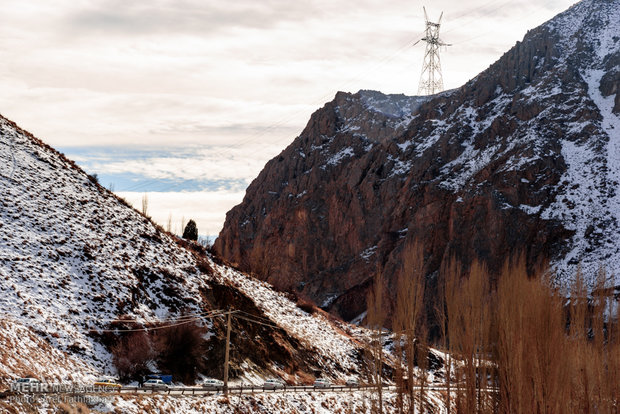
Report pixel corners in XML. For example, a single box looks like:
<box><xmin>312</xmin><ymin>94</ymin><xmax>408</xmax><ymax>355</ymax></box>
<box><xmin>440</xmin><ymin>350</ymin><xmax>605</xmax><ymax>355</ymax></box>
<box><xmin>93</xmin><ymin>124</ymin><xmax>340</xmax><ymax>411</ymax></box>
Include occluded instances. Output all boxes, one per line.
<box><xmin>215</xmin><ymin>263</ymin><xmax>362</xmax><ymax>375</ymax></box>
<box><xmin>540</xmin><ymin>0</ymin><xmax>620</xmax><ymax>284</ymax></box>
<box><xmin>545</xmin><ymin>0</ymin><xmax>589</xmax><ymax>53</ymax></box>
<box><xmin>358</xmin><ymin>90</ymin><xmax>428</xmax><ymax>118</ymax></box>
<box><xmin>326</xmin><ymin>146</ymin><xmax>355</xmax><ymax>166</ymax></box>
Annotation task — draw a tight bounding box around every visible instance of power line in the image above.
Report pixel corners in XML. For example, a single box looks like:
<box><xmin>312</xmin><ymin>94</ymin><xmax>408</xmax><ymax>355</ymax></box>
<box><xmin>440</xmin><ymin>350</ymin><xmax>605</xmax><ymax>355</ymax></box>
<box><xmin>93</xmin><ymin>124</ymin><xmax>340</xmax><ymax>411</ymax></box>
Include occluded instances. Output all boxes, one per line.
<box><xmin>450</xmin><ymin>2</ymin><xmax>562</xmax><ymax>46</ymax></box>
<box><xmin>236</xmin><ymin>310</ymin><xmax>278</xmax><ymax>325</ymax></box>
<box><xmin>233</xmin><ymin>314</ymin><xmax>281</xmax><ymax>330</ymax></box>
<box><xmin>87</xmin><ymin>310</ymin><xmax>227</xmax><ymax>333</ymax></box>
<box><xmin>82</xmin><ymin>309</ymin><xmax>225</xmax><ymax>324</ymax></box>
<box><xmin>94</xmin><ymin>313</ymin><xmax>206</xmax><ymax>324</ymax></box>
<box><xmin>442</xmin><ymin>0</ymin><xmax>516</xmax><ymax>35</ymax></box>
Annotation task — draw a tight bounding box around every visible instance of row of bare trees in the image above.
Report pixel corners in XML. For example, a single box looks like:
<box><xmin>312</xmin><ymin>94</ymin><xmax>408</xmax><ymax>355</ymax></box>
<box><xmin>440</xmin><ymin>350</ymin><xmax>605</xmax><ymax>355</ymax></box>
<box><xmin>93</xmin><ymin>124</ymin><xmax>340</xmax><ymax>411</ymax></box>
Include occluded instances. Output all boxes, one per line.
<box><xmin>366</xmin><ymin>241</ymin><xmax>620</xmax><ymax>413</ymax></box>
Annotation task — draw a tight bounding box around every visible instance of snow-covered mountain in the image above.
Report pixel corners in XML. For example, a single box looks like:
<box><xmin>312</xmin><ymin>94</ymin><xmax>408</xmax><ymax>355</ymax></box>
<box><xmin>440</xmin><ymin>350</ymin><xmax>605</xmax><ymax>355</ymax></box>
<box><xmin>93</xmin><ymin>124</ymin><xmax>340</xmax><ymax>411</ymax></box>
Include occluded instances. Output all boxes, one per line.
<box><xmin>0</xmin><ymin>114</ymin><xmax>377</xmax><ymax>387</ymax></box>
<box><xmin>215</xmin><ymin>0</ymin><xmax>620</xmax><ymax>321</ymax></box>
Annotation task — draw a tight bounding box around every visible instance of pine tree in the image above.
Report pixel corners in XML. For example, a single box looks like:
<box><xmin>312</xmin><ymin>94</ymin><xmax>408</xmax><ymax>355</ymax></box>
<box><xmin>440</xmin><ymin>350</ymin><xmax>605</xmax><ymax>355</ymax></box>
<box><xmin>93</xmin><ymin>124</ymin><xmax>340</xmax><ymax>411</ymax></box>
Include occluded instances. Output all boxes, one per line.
<box><xmin>182</xmin><ymin>219</ymin><xmax>198</xmax><ymax>241</ymax></box>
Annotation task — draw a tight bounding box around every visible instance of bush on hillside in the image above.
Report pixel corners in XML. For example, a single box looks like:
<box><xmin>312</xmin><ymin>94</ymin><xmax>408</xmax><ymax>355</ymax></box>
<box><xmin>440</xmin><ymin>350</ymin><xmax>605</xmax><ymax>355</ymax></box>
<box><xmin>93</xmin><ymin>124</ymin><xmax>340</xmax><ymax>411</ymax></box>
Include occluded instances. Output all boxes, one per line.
<box><xmin>296</xmin><ymin>296</ymin><xmax>318</xmax><ymax>315</ymax></box>
<box><xmin>110</xmin><ymin>331</ymin><xmax>155</xmax><ymax>381</ymax></box>
<box><xmin>153</xmin><ymin>319</ymin><xmax>208</xmax><ymax>384</ymax></box>
<box><xmin>183</xmin><ymin>220</ymin><xmax>198</xmax><ymax>241</ymax></box>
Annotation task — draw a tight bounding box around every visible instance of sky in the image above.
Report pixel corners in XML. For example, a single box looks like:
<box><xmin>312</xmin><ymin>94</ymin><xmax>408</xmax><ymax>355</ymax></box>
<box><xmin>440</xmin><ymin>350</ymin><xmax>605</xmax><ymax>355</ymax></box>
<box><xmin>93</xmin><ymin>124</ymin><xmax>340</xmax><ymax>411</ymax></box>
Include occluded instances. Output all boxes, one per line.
<box><xmin>0</xmin><ymin>0</ymin><xmax>576</xmax><ymax>237</ymax></box>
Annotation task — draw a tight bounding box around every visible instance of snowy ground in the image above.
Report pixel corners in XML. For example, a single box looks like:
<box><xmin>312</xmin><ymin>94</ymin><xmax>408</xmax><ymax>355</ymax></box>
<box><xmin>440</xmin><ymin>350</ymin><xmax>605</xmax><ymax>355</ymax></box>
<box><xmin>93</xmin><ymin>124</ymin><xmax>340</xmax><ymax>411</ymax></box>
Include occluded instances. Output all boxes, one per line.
<box><xmin>0</xmin><ymin>389</ymin><xmax>449</xmax><ymax>414</ymax></box>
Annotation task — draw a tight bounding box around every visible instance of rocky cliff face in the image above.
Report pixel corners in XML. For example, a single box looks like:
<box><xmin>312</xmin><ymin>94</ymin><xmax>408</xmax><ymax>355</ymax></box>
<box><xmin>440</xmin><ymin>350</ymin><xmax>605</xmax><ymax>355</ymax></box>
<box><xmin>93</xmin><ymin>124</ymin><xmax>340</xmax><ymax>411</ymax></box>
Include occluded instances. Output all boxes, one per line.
<box><xmin>215</xmin><ymin>0</ymin><xmax>620</xmax><ymax>322</ymax></box>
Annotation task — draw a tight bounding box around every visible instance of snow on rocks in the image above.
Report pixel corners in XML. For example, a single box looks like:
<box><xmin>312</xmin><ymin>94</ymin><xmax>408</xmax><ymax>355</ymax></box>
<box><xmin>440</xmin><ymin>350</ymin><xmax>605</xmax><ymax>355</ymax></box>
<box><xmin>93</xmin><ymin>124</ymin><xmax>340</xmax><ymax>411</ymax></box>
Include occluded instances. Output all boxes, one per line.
<box><xmin>214</xmin><ymin>263</ymin><xmax>362</xmax><ymax>375</ymax></box>
<box><xmin>358</xmin><ymin>90</ymin><xmax>428</xmax><ymax>119</ymax></box>
<box><xmin>537</xmin><ymin>0</ymin><xmax>620</xmax><ymax>285</ymax></box>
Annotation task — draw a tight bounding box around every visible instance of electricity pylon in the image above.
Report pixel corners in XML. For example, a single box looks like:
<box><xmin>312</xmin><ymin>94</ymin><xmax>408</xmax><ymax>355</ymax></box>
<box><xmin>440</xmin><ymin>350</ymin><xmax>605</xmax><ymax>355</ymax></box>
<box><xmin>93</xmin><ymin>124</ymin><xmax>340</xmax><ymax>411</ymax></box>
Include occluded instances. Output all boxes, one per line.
<box><xmin>416</xmin><ymin>7</ymin><xmax>451</xmax><ymax>95</ymax></box>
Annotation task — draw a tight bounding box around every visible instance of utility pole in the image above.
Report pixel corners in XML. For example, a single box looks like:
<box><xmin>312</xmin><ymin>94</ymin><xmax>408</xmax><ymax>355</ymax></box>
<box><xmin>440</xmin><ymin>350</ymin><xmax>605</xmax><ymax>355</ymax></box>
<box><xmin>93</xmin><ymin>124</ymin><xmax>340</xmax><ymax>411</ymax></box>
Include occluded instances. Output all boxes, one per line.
<box><xmin>223</xmin><ymin>310</ymin><xmax>232</xmax><ymax>395</ymax></box>
<box><xmin>416</xmin><ymin>7</ymin><xmax>451</xmax><ymax>95</ymax></box>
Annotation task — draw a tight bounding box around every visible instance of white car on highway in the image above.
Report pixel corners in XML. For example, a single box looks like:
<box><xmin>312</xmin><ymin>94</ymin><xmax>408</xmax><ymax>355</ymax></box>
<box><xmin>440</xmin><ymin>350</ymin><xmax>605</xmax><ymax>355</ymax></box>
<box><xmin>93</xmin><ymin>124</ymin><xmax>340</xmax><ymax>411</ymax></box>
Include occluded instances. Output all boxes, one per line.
<box><xmin>345</xmin><ymin>378</ymin><xmax>359</xmax><ymax>386</ymax></box>
<box><xmin>143</xmin><ymin>379</ymin><xmax>168</xmax><ymax>390</ymax></box>
<box><xmin>263</xmin><ymin>378</ymin><xmax>285</xmax><ymax>389</ymax></box>
<box><xmin>202</xmin><ymin>378</ymin><xmax>224</xmax><ymax>388</ymax></box>
<box><xmin>313</xmin><ymin>378</ymin><xmax>331</xmax><ymax>388</ymax></box>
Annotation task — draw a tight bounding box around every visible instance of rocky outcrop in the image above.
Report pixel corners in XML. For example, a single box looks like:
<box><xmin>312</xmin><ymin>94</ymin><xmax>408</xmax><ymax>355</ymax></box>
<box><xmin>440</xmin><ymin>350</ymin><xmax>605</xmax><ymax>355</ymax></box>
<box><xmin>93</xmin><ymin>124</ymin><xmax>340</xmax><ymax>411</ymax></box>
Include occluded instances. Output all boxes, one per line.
<box><xmin>215</xmin><ymin>0</ymin><xmax>620</xmax><ymax>322</ymax></box>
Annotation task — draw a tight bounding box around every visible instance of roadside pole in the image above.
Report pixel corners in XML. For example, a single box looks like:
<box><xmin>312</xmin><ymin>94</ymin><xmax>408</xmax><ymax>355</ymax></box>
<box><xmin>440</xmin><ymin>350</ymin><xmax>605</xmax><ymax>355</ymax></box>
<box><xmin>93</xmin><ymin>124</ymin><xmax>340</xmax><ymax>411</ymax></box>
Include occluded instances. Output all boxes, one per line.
<box><xmin>223</xmin><ymin>310</ymin><xmax>232</xmax><ymax>395</ymax></box>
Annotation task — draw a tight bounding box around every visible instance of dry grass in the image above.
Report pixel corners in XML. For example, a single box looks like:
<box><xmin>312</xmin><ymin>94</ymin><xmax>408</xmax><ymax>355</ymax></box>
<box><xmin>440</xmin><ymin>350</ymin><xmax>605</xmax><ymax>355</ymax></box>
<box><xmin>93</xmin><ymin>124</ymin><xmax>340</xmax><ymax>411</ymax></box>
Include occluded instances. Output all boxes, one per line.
<box><xmin>57</xmin><ymin>402</ymin><xmax>90</xmax><ymax>414</ymax></box>
<box><xmin>434</xmin><ymin>256</ymin><xmax>620</xmax><ymax>413</ymax></box>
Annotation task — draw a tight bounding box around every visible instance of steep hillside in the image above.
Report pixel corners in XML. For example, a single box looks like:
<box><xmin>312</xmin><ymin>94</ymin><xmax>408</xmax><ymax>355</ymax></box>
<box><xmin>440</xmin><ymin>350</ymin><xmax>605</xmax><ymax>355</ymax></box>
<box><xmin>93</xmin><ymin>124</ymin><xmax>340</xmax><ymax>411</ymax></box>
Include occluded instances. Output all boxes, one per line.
<box><xmin>215</xmin><ymin>0</ymin><xmax>620</xmax><ymax>321</ymax></box>
<box><xmin>0</xmin><ymin>114</ymin><xmax>377</xmax><ymax>386</ymax></box>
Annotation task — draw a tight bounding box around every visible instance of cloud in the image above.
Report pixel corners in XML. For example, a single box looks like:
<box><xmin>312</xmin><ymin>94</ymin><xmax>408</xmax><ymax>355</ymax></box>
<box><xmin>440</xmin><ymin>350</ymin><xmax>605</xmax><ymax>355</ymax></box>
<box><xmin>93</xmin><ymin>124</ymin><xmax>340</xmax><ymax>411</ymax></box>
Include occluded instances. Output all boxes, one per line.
<box><xmin>61</xmin><ymin>1</ymin><xmax>324</xmax><ymax>37</ymax></box>
<box><xmin>61</xmin><ymin>142</ymin><xmax>286</xmax><ymax>193</ymax></box>
<box><xmin>87</xmin><ymin>144</ymin><xmax>282</xmax><ymax>184</ymax></box>
<box><xmin>0</xmin><ymin>0</ymin><xmax>578</xmax><ymax>233</ymax></box>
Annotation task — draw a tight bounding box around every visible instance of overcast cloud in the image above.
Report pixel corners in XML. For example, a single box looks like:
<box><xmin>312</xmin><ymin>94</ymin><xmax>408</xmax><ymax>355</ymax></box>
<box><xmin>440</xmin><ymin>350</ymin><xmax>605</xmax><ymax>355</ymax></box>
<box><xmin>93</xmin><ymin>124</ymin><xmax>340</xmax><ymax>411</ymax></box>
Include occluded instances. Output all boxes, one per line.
<box><xmin>0</xmin><ymin>0</ymin><xmax>576</xmax><ymax>235</ymax></box>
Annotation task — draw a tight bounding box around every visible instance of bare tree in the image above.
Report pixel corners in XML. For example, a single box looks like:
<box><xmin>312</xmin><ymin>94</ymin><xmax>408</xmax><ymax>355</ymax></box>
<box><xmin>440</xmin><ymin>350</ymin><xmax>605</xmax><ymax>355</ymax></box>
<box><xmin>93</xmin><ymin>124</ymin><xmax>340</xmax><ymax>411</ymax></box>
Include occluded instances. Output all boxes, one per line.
<box><xmin>393</xmin><ymin>241</ymin><xmax>426</xmax><ymax>414</ymax></box>
<box><xmin>437</xmin><ymin>257</ymin><xmax>458</xmax><ymax>414</ymax></box>
<box><xmin>141</xmin><ymin>193</ymin><xmax>149</xmax><ymax>216</ymax></box>
<box><xmin>438</xmin><ymin>256</ymin><xmax>620</xmax><ymax>414</ymax></box>
<box><xmin>367</xmin><ymin>271</ymin><xmax>386</xmax><ymax>414</ymax></box>
<box><xmin>111</xmin><ymin>331</ymin><xmax>156</xmax><ymax>381</ymax></box>
<box><xmin>444</xmin><ymin>259</ymin><xmax>492</xmax><ymax>413</ymax></box>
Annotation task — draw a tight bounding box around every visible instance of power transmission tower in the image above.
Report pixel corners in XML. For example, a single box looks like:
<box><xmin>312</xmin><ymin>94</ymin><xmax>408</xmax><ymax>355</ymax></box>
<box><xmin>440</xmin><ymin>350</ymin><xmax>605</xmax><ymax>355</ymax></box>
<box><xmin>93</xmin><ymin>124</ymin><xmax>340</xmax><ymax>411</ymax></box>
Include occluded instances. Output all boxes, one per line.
<box><xmin>416</xmin><ymin>7</ymin><xmax>451</xmax><ymax>95</ymax></box>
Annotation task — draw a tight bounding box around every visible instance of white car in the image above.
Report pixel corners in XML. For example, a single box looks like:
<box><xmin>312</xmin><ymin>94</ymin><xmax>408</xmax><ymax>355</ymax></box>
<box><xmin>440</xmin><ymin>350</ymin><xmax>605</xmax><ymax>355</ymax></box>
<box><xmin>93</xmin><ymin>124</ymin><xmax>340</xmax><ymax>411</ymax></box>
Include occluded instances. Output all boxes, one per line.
<box><xmin>202</xmin><ymin>378</ymin><xmax>224</xmax><ymax>388</ymax></box>
<box><xmin>313</xmin><ymin>378</ymin><xmax>331</xmax><ymax>388</ymax></box>
<box><xmin>143</xmin><ymin>379</ymin><xmax>168</xmax><ymax>389</ymax></box>
<box><xmin>263</xmin><ymin>378</ymin><xmax>285</xmax><ymax>389</ymax></box>
<box><xmin>345</xmin><ymin>378</ymin><xmax>359</xmax><ymax>387</ymax></box>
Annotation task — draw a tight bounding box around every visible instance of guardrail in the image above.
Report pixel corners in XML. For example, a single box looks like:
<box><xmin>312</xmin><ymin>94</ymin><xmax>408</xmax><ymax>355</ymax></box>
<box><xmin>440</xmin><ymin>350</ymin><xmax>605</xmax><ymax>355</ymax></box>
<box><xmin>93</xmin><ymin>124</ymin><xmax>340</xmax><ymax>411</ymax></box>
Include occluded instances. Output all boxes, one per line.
<box><xmin>122</xmin><ymin>384</ymin><xmax>380</xmax><ymax>395</ymax></box>
<box><xmin>4</xmin><ymin>384</ymin><xmax>391</xmax><ymax>396</ymax></box>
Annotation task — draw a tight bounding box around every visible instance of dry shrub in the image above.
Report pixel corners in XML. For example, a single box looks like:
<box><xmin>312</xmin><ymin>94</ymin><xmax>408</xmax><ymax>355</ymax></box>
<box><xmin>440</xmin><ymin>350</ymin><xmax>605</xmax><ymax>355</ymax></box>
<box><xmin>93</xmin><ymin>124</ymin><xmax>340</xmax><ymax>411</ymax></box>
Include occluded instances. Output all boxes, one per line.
<box><xmin>196</xmin><ymin>257</ymin><xmax>213</xmax><ymax>274</ymax></box>
<box><xmin>293</xmin><ymin>370</ymin><xmax>315</xmax><ymax>385</ymax></box>
<box><xmin>111</xmin><ymin>331</ymin><xmax>155</xmax><ymax>381</ymax></box>
<box><xmin>108</xmin><ymin>316</ymin><xmax>209</xmax><ymax>384</ymax></box>
<box><xmin>297</xmin><ymin>296</ymin><xmax>318</xmax><ymax>314</ymax></box>
<box><xmin>153</xmin><ymin>319</ymin><xmax>208</xmax><ymax>384</ymax></box>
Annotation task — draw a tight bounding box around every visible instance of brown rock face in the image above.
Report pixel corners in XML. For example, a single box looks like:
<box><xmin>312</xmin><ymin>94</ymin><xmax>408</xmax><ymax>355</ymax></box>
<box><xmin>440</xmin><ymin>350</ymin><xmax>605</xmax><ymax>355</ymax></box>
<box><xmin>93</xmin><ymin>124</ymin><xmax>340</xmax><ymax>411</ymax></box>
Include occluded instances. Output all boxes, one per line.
<box><xmin>215</xmin><ymin>0</ymin><xmax>620</xmax><ymax>323</ymax></box>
